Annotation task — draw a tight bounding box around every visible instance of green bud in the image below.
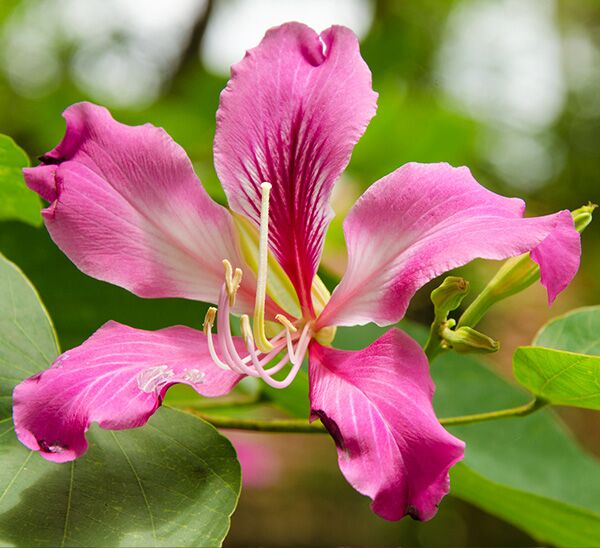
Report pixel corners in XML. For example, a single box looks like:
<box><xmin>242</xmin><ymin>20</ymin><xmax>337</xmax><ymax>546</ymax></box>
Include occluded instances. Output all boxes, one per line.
<box><xmin>431</xmin><ymin>276</ymin><xmax>469</xmax><ymax>322</ymax></box>
<box><xmin>485</xmin><ymin>254</ymin><xmax>539</xmax><ymax>301</ymax></box>
<box><xmin>572</xmin><ymin>202</ymin><xmax>597</xmax><ymax>233</ymax></box>
<box><xmin>441</xmin><ymin>325</ymin><xmax>500</xmax><ymax>354</ymax></box>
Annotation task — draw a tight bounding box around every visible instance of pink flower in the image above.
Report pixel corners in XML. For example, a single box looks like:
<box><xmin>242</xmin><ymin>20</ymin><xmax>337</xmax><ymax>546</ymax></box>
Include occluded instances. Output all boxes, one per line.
<box><xmin>14</xmin><ymin>23</ymin><xmax>580</xmax><ymax>521</ymax></box>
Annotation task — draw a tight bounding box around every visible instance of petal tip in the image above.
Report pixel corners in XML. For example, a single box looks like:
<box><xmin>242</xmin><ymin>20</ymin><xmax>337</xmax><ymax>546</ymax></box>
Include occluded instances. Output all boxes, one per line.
<box><xmin>13</xmin><ymin>380</ymin><xmax>88</xmax><ymax>463</ymax></box>
<box><xmin>41</xmin><ymin>101</ymin><xmax>109</xmax><ymax>164</ymax></box>
<box><xmin>23</xmin><ymin>164</ymin><xmax>58</xmax><ymax>203</ymax></box>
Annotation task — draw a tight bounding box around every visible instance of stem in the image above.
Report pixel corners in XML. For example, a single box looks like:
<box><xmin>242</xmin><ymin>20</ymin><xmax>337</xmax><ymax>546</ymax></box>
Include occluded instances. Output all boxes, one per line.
<box><xmin>438</xmin><ymin>398</ymin><xmax>546</xmax><ymax>427</ymax></box>
<box><xmin>184</xmin><ymin>409</ymin><xmax>327</xmax><ymax>433</ymax></box>
<box><xmin>182</xmin><ymin>398</ymin><xmax>546</xmax><ymax>433</ymax></box>
<box><xmin>424</xmin><ymin>330</ymin><xmax>444</xmax><ymax>361</ymax></box>
<box><xmin>176</xmin><ymin>393</ymin><xmax>262</xmax><ymax>409</ymax></box>
<box><xmin>456</xmin><ymin>289</ymin><xmax>498</xmax><ymax>330</ymax></box>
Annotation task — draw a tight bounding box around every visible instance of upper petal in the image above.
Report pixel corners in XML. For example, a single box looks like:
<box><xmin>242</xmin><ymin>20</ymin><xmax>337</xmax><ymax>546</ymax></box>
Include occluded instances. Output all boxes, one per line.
<box><xmin>214</xmin><ymin>23</ymin><xmax>377</xmax><ymax>312</ymax></box>
<box><xmin>13</xmin><ymin>321</ymin><xmax>244</xmax><ymax>463</ymax></box>
<box><xmin>25</xmin><ymin>102</ymin><xmax>258</xmax><ymax>313</ymax></box>
<box><xmin>309</xmin><ymin>329</ymin><xmax>465</xmax><ymax>521</ymax></box>
<box><xmin>318</xmin><ymin>162</ymin><xmax>581</xmax><ymax>328</ymax></box>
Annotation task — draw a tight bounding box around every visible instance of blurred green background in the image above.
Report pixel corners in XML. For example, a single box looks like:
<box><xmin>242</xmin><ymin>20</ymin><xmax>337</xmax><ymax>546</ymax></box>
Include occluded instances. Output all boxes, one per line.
<box><xmin>0</xmin><ymin>0</ymin><xmax>598</xmax><ymax>545</ymax></box>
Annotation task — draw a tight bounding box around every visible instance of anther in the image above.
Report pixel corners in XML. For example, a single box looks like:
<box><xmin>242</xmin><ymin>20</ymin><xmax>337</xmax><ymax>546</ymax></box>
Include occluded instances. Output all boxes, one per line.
<box><xmin>223</xmin><ymin>259</ymin><xmax>243</xmax><ymax>306</ymax></box>
<box><xmin>203</xmin><ymin>307</ymin><xmax>217</xmax><ymax>334</ymax></box>
<box><xmin>240</xmin><ymin>314</ymin><xmax>253</xmax><ymax>344</ymax></box>
<box><xmin>275</xmin><ymin>314</ymin><xmax>297</xmax><ymax>333</ymax></box>
<box><xmin>231</xmin><ymin>268</ymin><xmax>243</xmax><ymax>306</ymax></box>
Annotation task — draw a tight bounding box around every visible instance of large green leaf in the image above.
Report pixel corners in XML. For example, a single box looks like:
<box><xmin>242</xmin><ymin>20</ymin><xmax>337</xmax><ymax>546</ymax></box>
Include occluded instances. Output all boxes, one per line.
<box><xmin>0</xmin><ymin>409</ymin><xmax>241</xmax><ymax>547</ymax></box>
<box><xmin>0</xmin><ymin>135</ymin><xmax>41</xmax><ymax>226</ymax></box>
<box><xmin>0</xmin><ymin>253</ymin><xmax>241</xmax><ymax>547</ymax></box>
<box><xmin>514</xmin><ymin>306</ymin><xmax>600</xmax><ymax>410</ymax></box>
<box><xmin>0</xmin><ymin>251</ymin><xmax>59</xmax><ymax>419</ymax></box>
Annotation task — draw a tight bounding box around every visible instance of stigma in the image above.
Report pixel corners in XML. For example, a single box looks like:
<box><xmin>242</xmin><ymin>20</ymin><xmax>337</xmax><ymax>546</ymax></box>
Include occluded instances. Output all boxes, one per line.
<box><xmin>203</xmin><ymin>182</ymin><xmax>312</xmax><ymax>389</ymax></box>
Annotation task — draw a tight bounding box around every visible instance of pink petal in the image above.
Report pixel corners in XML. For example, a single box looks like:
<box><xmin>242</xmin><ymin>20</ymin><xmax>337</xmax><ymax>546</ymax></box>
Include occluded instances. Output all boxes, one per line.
<box><xmin>24</xmin><ymin>102</ymin><xmax>258</xmax><ymax>313</ymax></box>
<box><xmin>12</xmin><ymin>321</ymin><xmax>243</xmax><ymax>463</ymax></box>
<box><xmin>309</xmin><ymin>329</ymin><xmax>464</xmax><ymax>520</ymax></box>
<box><xmin>318</xmin><ymin>162</ymin><xmax>581</xmax><ymax>328</ymax></box>
<box><xmin>214</xmin><ymin>23</ymin><xmax>377</xmax><ymax>312</ymax></box>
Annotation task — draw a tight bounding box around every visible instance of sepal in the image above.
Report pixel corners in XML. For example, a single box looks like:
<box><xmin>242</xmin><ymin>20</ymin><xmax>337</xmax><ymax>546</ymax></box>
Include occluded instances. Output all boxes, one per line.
<box><xmin>431</xmin><ymin>276</ymin><xmax>470</xmax><ymax>322</ymax></box>
<box><xmin>440</xmin><ymin>321</ymin><xmax>500</xmax><ymax>354</ymax></box>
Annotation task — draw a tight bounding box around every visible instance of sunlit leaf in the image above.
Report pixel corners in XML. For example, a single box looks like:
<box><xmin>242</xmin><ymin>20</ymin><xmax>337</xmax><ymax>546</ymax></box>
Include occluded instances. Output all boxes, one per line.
<box><xmin>0</xmin><ymin>135</ymin><xmax>41</xmax><ymax>226</ymax></box>
<box><xmin>514</xmin><ymin>347</ymin><xmax>600</xmax><ymax>410</ymax></box>
<box><xmin>512</xmin><ymin>306</ymin><xmax>600</xmax><ymax>411</ymax></box>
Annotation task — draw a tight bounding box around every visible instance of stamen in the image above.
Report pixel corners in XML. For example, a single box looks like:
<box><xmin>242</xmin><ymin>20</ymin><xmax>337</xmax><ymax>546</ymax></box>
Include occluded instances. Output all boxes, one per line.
<box><xmin>253</xmin><ymin>182</ymin><xmax>274</xmax><ymax>352</ymax></box>
<box><xmin>275</xmin><ymin>314</ymin><xmax>297</xmax><ymax>333</ymax></box>
<box><xmin>222</xmin><ymin>259</ymin><xmax>243</xmax><ymax>306</ymax></box>
<box><xmin>240</xmin><ymin>314</ymin><xmax>253</xmax><ymax>344</ymax></box>
<box><xmin>241</xmin><ymin>314</ymin><xmax>291</xmax><ymax>375</ymax></box>
<box><xmin>239</xmin><ymin>332</ymin><xmax>286</xmax><ymax>366</ymax></box>
<box><xmin>246</xmin><ymin>323</ymin><xmax>311</xmax><ymax>389</ymax></box>
<box><xmin>260</xmin><ymin>351</ymin><xmax>291</xmax><ymax>376</ymax></box>
<box><xmin>231</xmin><ymin>268</ymin><xmax>242</xmax><ymax>305</ymax></box>
<box><xmin>203</xmin><ymin>307</ymin><xmax>233</xmax><ymax>371</ymax></box>
<box><xmin>223</xmin><ymin>259</ymin><xmax>233</xmax><ymax>291</ymax></box>
<box><xmin>276</xmin><ymin>314</ymin><xmax>299</xmax><ymax>363</ymax></box>
<box><xmin>238</xmin><ymin>313</ymin><xmax>290</xmax><ymax>375</ymax></box>
<box><xmin>217</xmin><ymin>284</ymin><xmax>257</xmax><ymax>376</ymax></box>
<box><xmin>205</xmin><ymin>245</ymin><xmax>313</xmax><ymax>388</ymax></box>
<box><xmin>203</xmin><ymin>307</ymin><xmax>217</xmax><ymax>334</ymax></box>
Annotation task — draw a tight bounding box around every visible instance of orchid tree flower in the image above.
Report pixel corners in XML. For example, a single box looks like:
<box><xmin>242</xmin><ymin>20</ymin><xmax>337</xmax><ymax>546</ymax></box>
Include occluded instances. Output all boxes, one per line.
<box><xmin>13</xmin><ymin>23</ymin><xmax>581</xmax><ymax>521</ymax></box>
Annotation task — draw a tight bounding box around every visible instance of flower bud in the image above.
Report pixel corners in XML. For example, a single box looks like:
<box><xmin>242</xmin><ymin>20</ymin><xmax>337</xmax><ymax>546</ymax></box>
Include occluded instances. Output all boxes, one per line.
<box><xmin>441</xmin><ymin>325</ymin><xmax>499</xmax><ymax>354</ymax></box>
<box><xmin>431</xmin><ymin>276</ymin><xmax>469</xmax><ymax>321</ymax></box>
<box><xmin>572</xmin><ymin>202</ymin><xmax>597</xmax><ymax>233</ymax></box>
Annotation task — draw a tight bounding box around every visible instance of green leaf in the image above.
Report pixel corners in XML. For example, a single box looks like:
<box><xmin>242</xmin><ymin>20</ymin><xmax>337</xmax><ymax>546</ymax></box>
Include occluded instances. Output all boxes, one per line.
<box><xmin>534</xmin><ymin>305</ymin><xmax>600</xmax><ymax>355</ymax></box>
<box><xmin>0</xmin><ymin>409</ymin><xmax>241</xmax><ymax>547</ymax></box>
<box><xmin>451</xmin><ymin>463</ymin><xmax>600</xmax><ymax>547</ymax></box>
<box><xmin>514</xmin><ymin>347</ymin><xmax>600</xmax><ymax>410</ymax></box>
<box><xmin>332</xmin><ymin>322</ymin><xmax>600</xmax><ymax>546</ymax></box>
<box><xmin>0</xmin><ymin>253</ymin><xmax>241</xmax><ymax>547</ymax></box>
<box><xmin>0</xmin><ymin>251</ymin><xmax>60</xmax><ymax>419</ymax></box>
<box><xmin>513</xmin><ymin>306</ymin><xmax>600</xmax><ymax>410</ymax></box>
<box><xmin>0</xmin><ymin>135</ymin><xmax>41</xmax><ymax>226</ymax></box>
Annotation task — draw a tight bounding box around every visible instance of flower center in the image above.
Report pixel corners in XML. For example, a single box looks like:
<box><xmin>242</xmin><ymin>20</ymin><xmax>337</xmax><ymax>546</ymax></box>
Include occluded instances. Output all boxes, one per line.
<box><xmin>202</xmin><ymin>182</ymin><xmax>312</xmax><ymax>389</ymax></box>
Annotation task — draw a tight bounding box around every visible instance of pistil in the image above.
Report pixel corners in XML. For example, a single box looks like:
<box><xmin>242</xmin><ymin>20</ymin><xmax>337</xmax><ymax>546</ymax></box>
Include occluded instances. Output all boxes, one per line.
<box><xmin>253</xmin><ymin>182</ymin><xmax>274</xmax><ymax>352</ymax></box>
